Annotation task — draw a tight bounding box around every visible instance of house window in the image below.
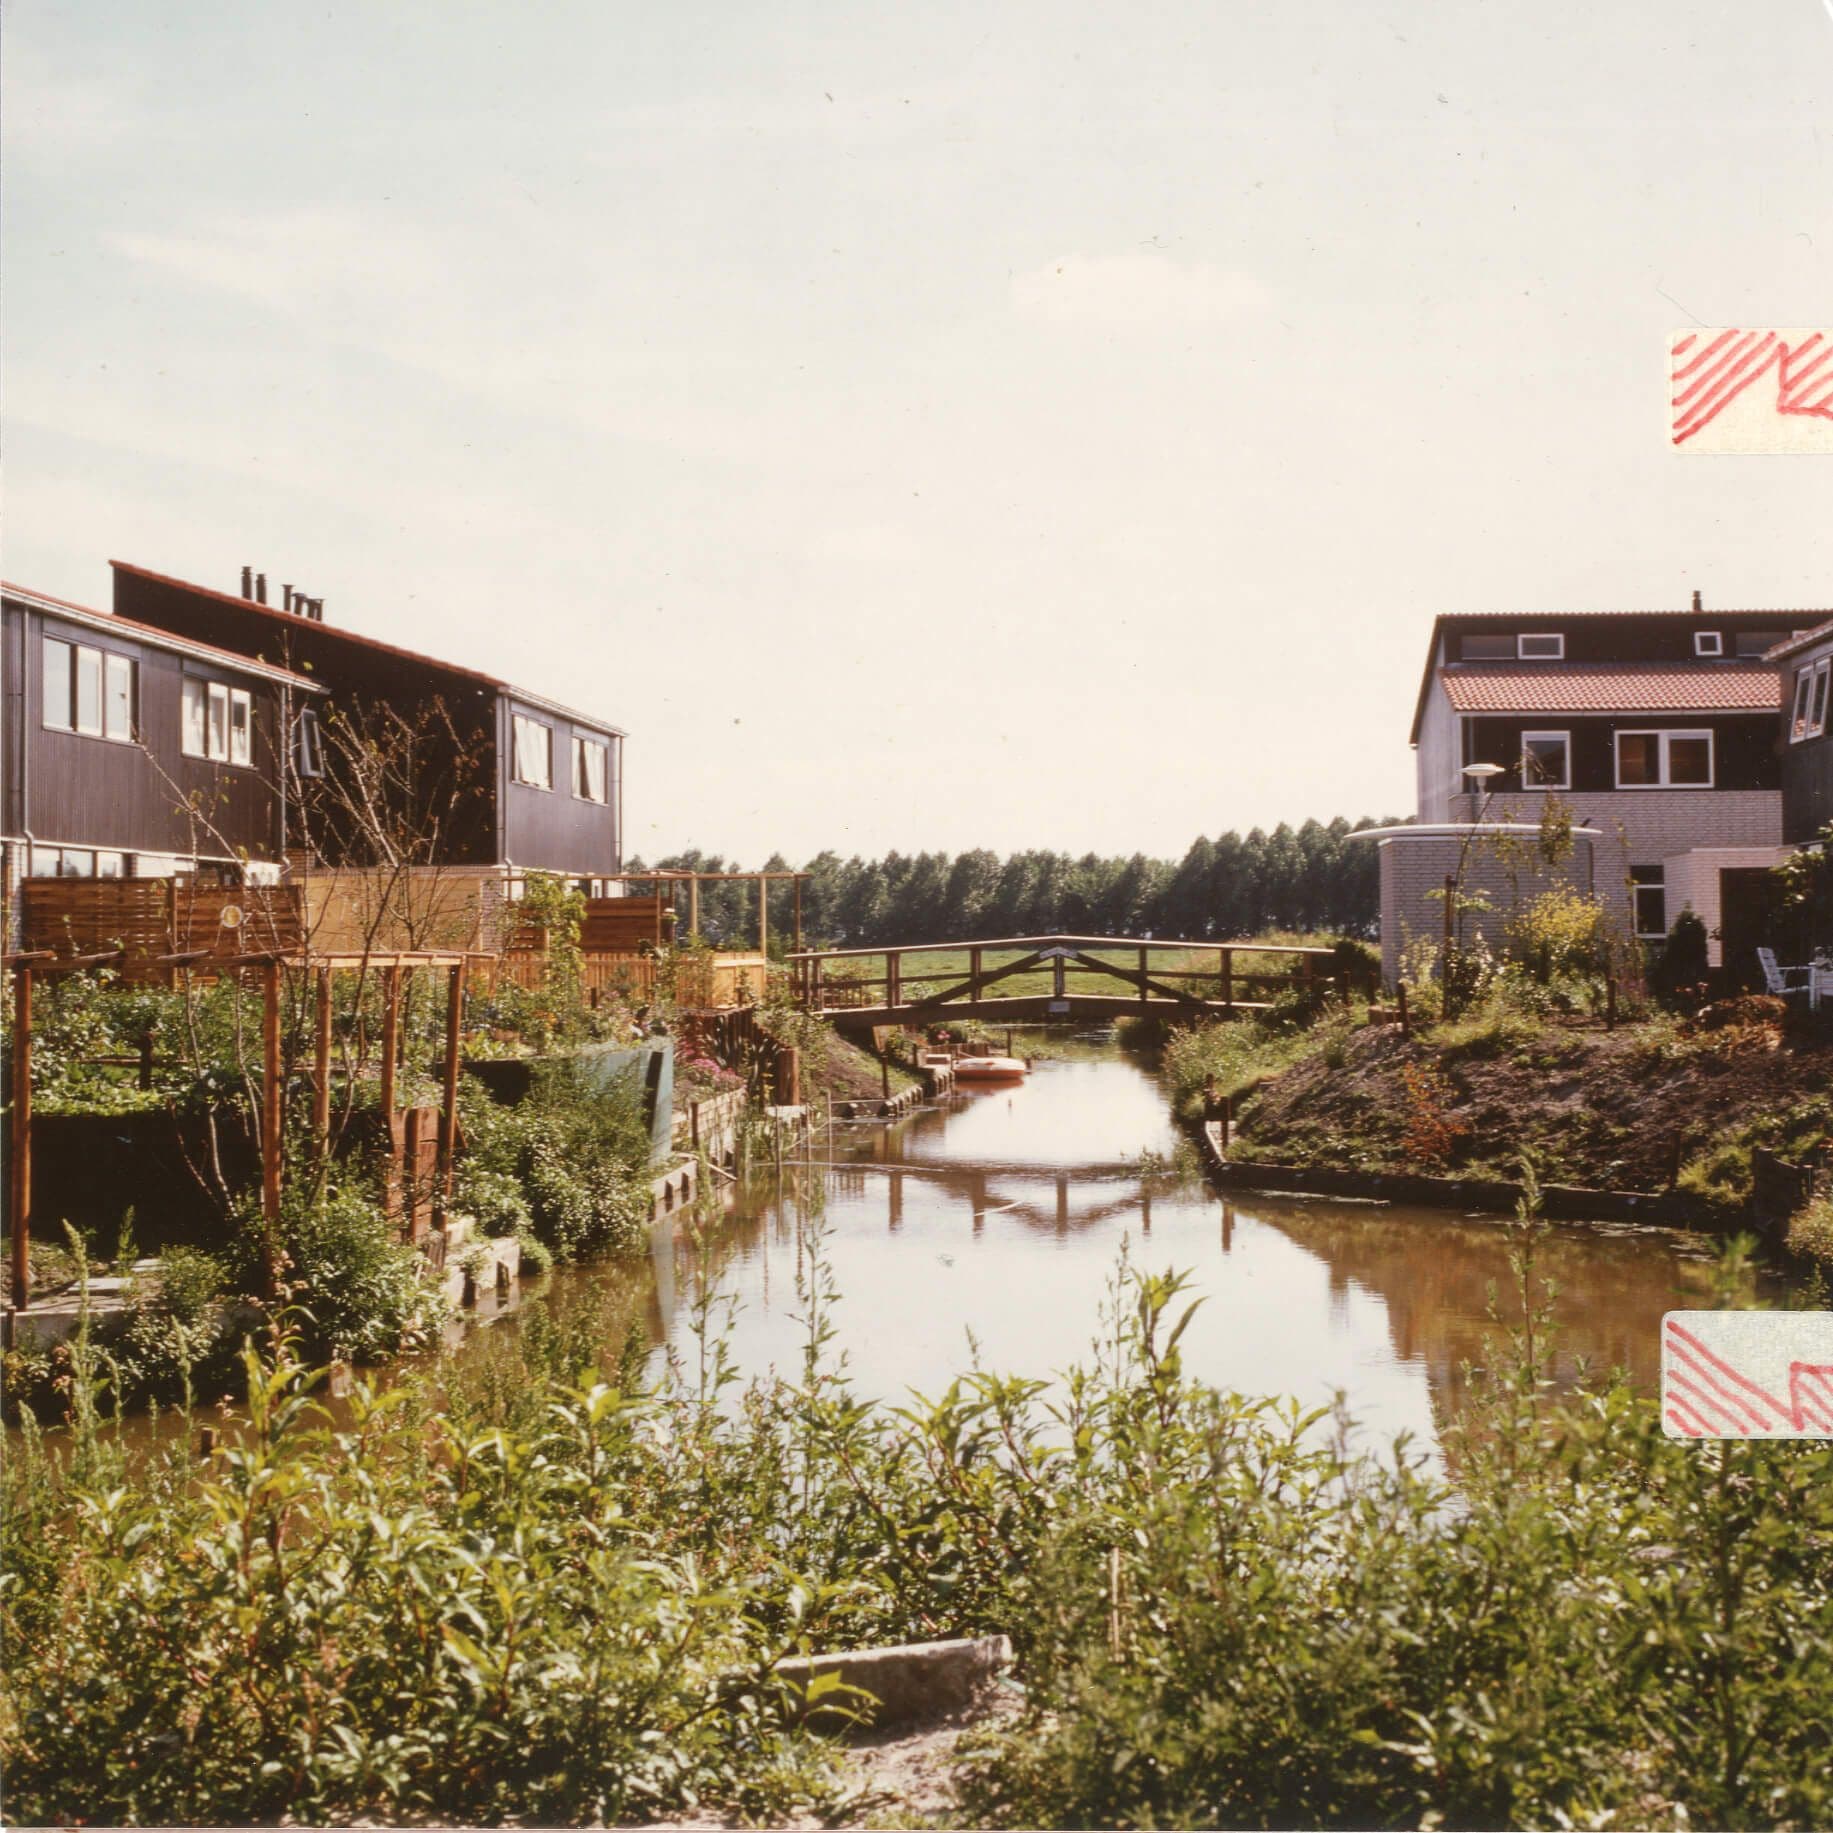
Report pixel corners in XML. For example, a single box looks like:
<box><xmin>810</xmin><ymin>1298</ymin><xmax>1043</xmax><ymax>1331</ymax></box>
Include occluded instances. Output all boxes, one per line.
<box><xmin>105</xmin><ymin>652</ymin><xmax>134</xmax><ymax>739</ymax></box>
<box><xmin>182</xmin><ymin>677</ymin><xmax>250</xmax><ymax>762</ymax></box>
<box><xmin>42</xmin><ymin>638</ymin><xmax>72</xmax><ymax>729</ymax></box>
<box><xmin>1694</xmin><ymin>631</ymin><xmax>1723</xmax><ymax>657</ymax></box>
<box><xmin>294</xmin><ymin>707</ymin><xmax>325</xmax><ymax>778</ymax></box>
<box><xmin>95</xmin><ymin>851</ymin><xmax>126</xmax><ymax>879</ymax></box>
<box><xmin>512</xmin><ymin>714</ymin><xmax>552</xmax><ymax>788</ymax></box>
<box><xmin>1519</xmin><ymin>730</ymin><xmax>1570</xmax><ymax>789</ymax></box>
<box><xmin>1517</xmin><ymin>633</ymin><xmax>1564</xmax><ymax>660</ymax></box>
<box><xmin>1631</xmin><ymin>866</ymin><xmax>1666</xmax><ymax>939</ymax></box>
<box><xmin>1734</xmin><ymin>631</ymin><xmax>1788</xmax><ymax>657</ymax></box>
<box><xmin>57</xmin><ymin>848</ymin><xmax>96</xmax><ymax>878</ymax></box>
<box><xmin>1616</xmin><ymin>728</ymin><xmax>1715</xmax><ymax>788</ymax></box>
<box><xmin>1791</xmin><ymin>657</ymin><xmax>1830</xmax><ymax>742</ymax></box>
<box><xmin>573</xmin><ymin>734</ymin><xmax>609</xmax><ymax>802</ymax></box>
<box><xmin>75</xmin><ymin>645</ymin><xmax>104</xmax><ymax>734</ymax></box>
<box><xmin>229</xmin><ymin>689</ymin><xmax>252</xmax><ymax>766</ymax></box>
<box><xmin>207</xmin><ymin>684</ymin><xmax>231</xmax><ymax>761</ymax></box>
<box><xmin>1460</xmin><ymin>632</ymin><xmax>1515</xmax><ymax>660</ymax></box>
<box><xmin>42</xmin><ymin>637</ymin><xmax>135</xmax><ymax>740</ymax></box>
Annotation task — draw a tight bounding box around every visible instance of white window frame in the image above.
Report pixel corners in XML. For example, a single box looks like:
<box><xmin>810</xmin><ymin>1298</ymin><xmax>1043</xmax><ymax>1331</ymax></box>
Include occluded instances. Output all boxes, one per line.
<box><xmin>1614</xmin><ymin>727</ymin><xmax>1715</xmax><ymax>789</ymax></box>
<box><xmin>1694</xmin><ymin>630</ymin><xmax>1723</xmax><ymax>657</ymax></box>
<box><xmin>41</xmin><ymin>636</ymin><xmax>73</xmax><ymax>730</ymax></box>
<box><xmin>573</xmin><ymin>733</ymin><xmax>608</xmax><ymax>803</ymax></box>
<box><xmin>228</xmin><ymin>687</ymin><xmax>253</xmax><ymax>766</ymax></box>
<box><xmin>1517</xmin><ymin>632</ymin><xmax>1564</xmax><ymax>659</ymax></box>
<box><xmin>74</xmin><ymin>644</ymin><xmax>104</xmax><ymax>735</ymax></box>
<box><xmin>1630</xmin><ymin>867</ymin><xmax>1666</xmax><ymax>939</ymax></box>
<box><xmin>512</xmin><ymin>713</ymin><xmax>552</xmax><ymax>789</ymax></box>
<box><xmin>1792</xmin><ymin>657</ymin><xmax>1830</xmax><ymax>742</ymax></box>
<box><xmin>1518</xmin><ymin>729</ymin><xmax>1571</xmax><ymax>790</ymax></box>
<box><xmin>207</xmin><ymin>682</ymin><xmax>231</xmax><ymax>762</ymax></box>
<box><xmin>294</xmin><ymin>707</ymin><xmax>325</xmax><ymax>778</ymax></box>
<box><xmin>104</xmin><ymin>651</ymin><xmax>134</xmax><ymax>740</ymax></box>
<box><xmin>181</xmin><ymin>678</ymin><xmax>208</xmax><ymax>758</ymax></box>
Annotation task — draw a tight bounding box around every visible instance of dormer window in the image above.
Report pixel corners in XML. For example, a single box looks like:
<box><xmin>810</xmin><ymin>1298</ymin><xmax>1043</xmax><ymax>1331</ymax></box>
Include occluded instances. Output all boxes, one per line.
<box><xmin>1460</xmin><ymin>633</ymin><xmax>1515</xmax><ymax>660</ymax></box>
<box><xmin>1517</xmin><ymin>633</ymin><xmax>1564</xmax><ymax>660</ymax></box>
<box><xmin>1694</xmin><ymin>631</ymin><xmax>1723</xmax><ymax>657</ymax></box>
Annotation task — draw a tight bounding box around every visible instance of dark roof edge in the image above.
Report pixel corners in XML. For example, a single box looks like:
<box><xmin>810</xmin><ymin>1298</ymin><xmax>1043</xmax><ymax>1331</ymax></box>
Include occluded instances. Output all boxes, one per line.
<box><xmin>108</xmin><ymin>561</ymin><xmax>627</xmax><ymax>737</ymax></box>
<box><xmin>1766</xmin><ymin>618</ymin><xmax>1833</xmax><ymax>661</ymax></box>
<box><xmin>4</xmin><ymin>580</ymin><xmax>325</xmax><ymax>691</ymax></box>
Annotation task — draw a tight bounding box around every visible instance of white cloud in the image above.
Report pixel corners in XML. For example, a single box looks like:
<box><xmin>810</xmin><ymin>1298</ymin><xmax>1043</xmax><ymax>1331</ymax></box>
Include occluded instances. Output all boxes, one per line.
<box><xmin>1010</xmin><ymin>252</ymin><xmax>1269</xmax><ymax>327</ymax></box>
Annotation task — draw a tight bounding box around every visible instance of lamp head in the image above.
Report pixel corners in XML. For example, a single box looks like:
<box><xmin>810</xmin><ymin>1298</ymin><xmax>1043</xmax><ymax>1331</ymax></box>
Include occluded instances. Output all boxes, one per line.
<box><xmin>1463</xmin><ymin>762</ymin><xmax>1506</xmax><ymax>783</ymax></box>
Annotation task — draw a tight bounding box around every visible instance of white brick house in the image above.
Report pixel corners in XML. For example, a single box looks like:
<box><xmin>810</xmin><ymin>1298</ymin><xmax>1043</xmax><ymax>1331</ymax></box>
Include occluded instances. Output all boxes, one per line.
<box><xmin>1375</xmin><ymin>602</ymin><xmax>1829</xmax><ymax>983</ymax></box>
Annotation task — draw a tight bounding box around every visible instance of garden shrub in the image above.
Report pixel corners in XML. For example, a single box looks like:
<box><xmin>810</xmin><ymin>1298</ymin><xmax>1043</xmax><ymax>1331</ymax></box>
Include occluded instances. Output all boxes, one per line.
<box><xmin>1651</xmin><ymin>909</ymin><xmax>1711</xmax><ymax>1011</ymax></box>
<box><xmin>460</xmin><ymin>1058</ymin><xmax>651</xmax><ymax>1262</ymax></box>
<box><xmin>2</xmin><ymin>1243</ymin><xmax>1828</xmax><ymax>1831</ymax></box>
<box><xmin>242</xmin><ymin>1183</ymin><xmax>440</xmax><ymax>1362</ymax></box>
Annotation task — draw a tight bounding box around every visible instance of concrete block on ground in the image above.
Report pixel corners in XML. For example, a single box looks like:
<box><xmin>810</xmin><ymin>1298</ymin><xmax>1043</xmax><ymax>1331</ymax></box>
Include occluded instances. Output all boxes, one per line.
<box><xmin>778</xmin><ymin>1634</ymin><xmax>1013</xmax><ymax>1738</ymax></box>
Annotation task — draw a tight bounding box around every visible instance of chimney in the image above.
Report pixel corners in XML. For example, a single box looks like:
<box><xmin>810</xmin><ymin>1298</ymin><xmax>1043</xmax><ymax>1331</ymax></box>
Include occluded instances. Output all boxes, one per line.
<box><xmin>1692</xmin><ymin>589</ymin><xmax>1703</xmax><ymax>612</ymax></box>
<box><xmin>282</xmin><ymin>584</ymin><xmax>294</xmax><ymax>613</ymax></box>
<box><xmin>255</xmin><ymin>572</ymin><xmax>267</xmax><ymax>605</ymax></box>
<box><xmin>240</xmin><ymin>565</ymin><xmax>253</xmax><ymax>599</ymax></box>
<box><xmin>311</xmin><ymin>597</ymin><xmax>327</xmax><ymax>622</ymax></box>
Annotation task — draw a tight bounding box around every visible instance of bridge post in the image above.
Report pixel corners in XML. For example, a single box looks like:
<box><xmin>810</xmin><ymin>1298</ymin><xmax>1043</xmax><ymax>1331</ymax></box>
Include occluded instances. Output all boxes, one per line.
<box><xmin>1137</xmin><ymin>944</ymin><xmax>1148</xmax><ymax>1005</ymax></box>
<box><xmin>970</xmin><ymin>945</ymin><xmax>982</xmax><ymax>1005</ymax></box>
<box><xmin>1052</xmin><ymin>951</ymin><xmax>1066</xmax><ymax>999</ymax></box>
<box><xmin>1220</xmin><ymin>945</ymin><xmax>1233</xmax><ymax>1010</ymax></box>
<box><xmin>887</xmin><ymin>950</ymin><xmax>901</xmax><ymax>1011</ymax></box>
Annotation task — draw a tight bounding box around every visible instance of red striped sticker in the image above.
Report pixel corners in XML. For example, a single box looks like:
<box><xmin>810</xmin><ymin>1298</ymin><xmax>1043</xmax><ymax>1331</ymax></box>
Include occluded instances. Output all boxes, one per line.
<box><xmin>1670</xmin><ymin>330</ymin><xmax>1833</xmax><ymax>453</ymax></box>
<box><xmin>1661</xmin><ymin>1312</ymin><xmax>1833</xmax><ymax>1439</ymax></box>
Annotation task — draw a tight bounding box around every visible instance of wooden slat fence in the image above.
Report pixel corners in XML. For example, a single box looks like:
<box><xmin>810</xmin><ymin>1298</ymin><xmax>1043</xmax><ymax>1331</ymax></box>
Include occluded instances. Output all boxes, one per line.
<box><xmin>20</xmin><ymin>878</ymin><xmax>306</xmax><ymax>981</ymax></box>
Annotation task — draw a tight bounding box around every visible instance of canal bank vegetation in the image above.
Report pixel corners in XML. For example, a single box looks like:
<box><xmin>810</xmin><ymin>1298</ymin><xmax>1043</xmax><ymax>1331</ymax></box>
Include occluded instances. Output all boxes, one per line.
<box><xmin>3</xmin><ymin>1224</ymin><xmax>1829</xmax><ymax>1829</ymax></box>
<box><xmin>1167</xmin><ymin>895</ymin><xmax>1833</xmax><ymax>1246</ymax></box>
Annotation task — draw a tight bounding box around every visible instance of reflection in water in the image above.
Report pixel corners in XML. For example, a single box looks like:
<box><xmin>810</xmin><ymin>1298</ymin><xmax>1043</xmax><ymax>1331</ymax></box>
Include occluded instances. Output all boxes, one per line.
<box><xmin>635</xmin><ymin>1046</ymin><xmax>1774</xmax><ymax>1453</ymax></box>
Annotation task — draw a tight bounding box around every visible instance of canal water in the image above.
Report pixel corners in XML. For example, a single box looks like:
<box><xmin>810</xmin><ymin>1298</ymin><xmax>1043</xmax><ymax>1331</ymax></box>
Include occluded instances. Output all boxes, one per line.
<box><xmin>522</xmin><ymin>1033</ymin><xmax>1762</xmax><ymax>1453</ymax></box>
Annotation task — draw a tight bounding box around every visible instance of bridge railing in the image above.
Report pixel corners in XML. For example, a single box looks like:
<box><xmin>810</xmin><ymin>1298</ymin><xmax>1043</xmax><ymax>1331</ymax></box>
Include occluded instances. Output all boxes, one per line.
<box><xmin>786</xmin><ymin>935</ymin><xmax>1343</xmax><ymax>1017</ymax></box>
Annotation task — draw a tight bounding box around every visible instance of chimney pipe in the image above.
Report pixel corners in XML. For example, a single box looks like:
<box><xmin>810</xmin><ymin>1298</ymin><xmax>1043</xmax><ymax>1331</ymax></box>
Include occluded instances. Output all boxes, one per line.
<box><xmin>283</xmin><ymin>584</ymin><xmax>294</xmax><ymax>613</ymax></box>
<box><xmin>255</xmin><ymin>572</ymin><xmax>267</xmax><ymax>605</ymax></box>
<box><xmin>240</xmin><ymin>565</ymin><xmax>253</xmax><ymax>599</ymax></box>
<box><xmin>1692</xmin><ymin>589</ymin><xmax>1703</xmax><ymax>612</ymax></box>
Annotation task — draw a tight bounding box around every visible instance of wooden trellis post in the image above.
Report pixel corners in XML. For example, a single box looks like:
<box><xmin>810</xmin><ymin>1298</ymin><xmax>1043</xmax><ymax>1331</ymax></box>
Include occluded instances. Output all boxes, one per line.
<box><xmin>7</xmin><ymin>956</ymin><xmax>47</xmax><ymax>1310</ymax></box>
<box><xmin>437</xmin><ymin>958</ymin><xmax>465</xmax><ymax>1219</ymax></box>
<box><xmin>262</xmin><ymin>957</ymin><xmax>284</xmax><ymax>1299</ymax></box>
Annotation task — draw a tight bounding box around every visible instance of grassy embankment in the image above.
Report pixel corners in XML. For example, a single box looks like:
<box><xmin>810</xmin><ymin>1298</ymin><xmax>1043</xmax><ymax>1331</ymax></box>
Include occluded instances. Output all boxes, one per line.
<box><xmin>1165</xmin><ymin>992</ymin><xmax>1833</xmax><ymax>1263</ymax></box>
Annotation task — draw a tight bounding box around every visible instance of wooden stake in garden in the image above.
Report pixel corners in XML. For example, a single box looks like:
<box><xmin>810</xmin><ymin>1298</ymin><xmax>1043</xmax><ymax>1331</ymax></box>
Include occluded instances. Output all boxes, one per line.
<box><xmin>437</xmin><ymin>958</ymin><xmax>466</xmax><ymax>1221</ymax></box>
<box><xmin>261</xmin><ymin>956</ymin><xmax>284</xmax><ymax>1299</ymax></box>
<box><xmin>6</xmin><ymin>955</ymin><xmax>48</xmax><ymax>1311</ymax></box>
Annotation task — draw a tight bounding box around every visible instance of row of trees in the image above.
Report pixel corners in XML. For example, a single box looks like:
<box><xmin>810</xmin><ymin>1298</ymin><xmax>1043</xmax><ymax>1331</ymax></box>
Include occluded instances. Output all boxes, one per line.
<box><xmin>629</xmin><ymin>816</ymin><xmax>1398</xmax><ymax>951</ymax></box>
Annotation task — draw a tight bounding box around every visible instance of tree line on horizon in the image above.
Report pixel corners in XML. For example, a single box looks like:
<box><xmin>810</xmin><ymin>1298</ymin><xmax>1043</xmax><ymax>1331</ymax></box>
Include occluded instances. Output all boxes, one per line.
<box><xmin>625</xmin><ymin>816</ymin><xmax>1399</xmax><ymax>951</ymax></box>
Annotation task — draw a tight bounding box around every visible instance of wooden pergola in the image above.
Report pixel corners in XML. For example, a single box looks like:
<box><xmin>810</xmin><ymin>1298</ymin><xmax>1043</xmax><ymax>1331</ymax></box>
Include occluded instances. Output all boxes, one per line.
<box><xmin>5</xmin><ymin>946</ymin><xmax>484</xmax><ymax>1312</ymax></box>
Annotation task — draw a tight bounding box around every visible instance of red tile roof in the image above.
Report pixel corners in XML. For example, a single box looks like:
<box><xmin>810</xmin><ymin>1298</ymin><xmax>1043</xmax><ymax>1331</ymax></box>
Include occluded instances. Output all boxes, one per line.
<box><xmin>1438</xmin><ymin>662</ymin><xmax>1782</xmax><ymax>716</ymax></box>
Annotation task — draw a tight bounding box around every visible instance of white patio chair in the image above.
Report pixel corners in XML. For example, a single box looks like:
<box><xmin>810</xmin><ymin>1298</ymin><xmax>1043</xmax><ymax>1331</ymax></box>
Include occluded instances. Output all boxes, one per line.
<box><xmin>1756</xmin><ymin>946</ymin><xmax>1814</xmax><ymax>1000</ymax></box>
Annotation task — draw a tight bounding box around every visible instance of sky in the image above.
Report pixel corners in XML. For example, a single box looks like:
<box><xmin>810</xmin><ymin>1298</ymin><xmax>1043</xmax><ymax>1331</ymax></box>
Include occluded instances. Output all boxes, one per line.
<box><xmin>4</xmin><ymin>0</ymin><xmax>1831</xmax><ymax>865</ymax></box>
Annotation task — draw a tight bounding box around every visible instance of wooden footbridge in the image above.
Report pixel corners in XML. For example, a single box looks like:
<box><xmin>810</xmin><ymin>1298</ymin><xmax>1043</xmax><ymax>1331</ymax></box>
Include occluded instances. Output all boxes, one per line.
<box><xmin>787</xmin><ymin>935</ymin><xmax>1343</xmax><ymax>1030</ymax></box>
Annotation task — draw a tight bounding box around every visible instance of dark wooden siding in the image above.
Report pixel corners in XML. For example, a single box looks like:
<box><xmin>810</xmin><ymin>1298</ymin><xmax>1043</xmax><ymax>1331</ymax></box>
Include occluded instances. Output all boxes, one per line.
<box><xmin>1466</xmin><ymin>713</ymin><xmax>1779</xmax><ymax>795</ymax></box>
<box><xmin>498</xmin><ymin>698</ymin><xmax>621</xmax><ymax>876</ymax></box>
<box><xmin>5</xmin><ymin>599</ymin><xmax>285</xmax><ymax>860</ymax></box>
<box><xmin>116</xmin><ymin>568</ymin><xmax>500</xmax><ymax>865</ymax></box>
<box><xmin>1445</xmin><ymin>612</ymin><xmax>1821</xmax><ymax>664</ymax></box>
